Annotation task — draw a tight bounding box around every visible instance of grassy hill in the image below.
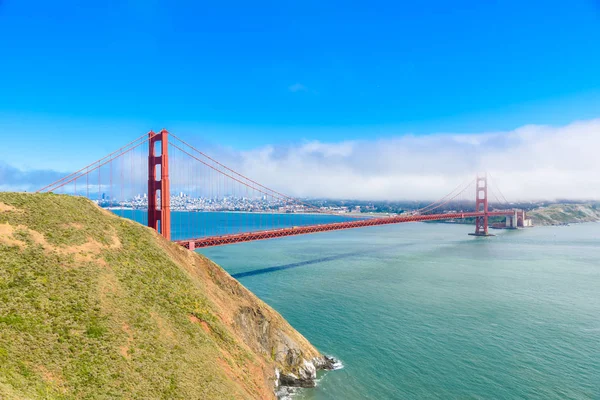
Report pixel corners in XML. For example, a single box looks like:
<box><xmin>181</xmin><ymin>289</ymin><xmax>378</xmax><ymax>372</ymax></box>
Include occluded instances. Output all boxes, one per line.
<box><xmin>528</xmin><ymin>203</ymin><xmax>600</xmax><ymax>226</ymax></box>
<box><xmin>0</xmin><ymin>193</ymin><xmax>329</xmax><ymax>399</ymax></box>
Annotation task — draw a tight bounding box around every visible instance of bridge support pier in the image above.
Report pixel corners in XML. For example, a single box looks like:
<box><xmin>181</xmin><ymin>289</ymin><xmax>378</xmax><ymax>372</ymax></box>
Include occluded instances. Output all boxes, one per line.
<box><xmin>506</xmin><ymin>210</ymin><xmax>519</xmax><ymax>229</ymax></box>
<box><xmin>506</xmin><ymin>209</ymin><xmax>531</xmax><ymax>228</ymax></box>
<box><xmin>148</xmin><ymin>129</ymin><xmax>171</xmax><ymax>240</ymax></box>
<box><xmin>469</xmin><ymin>174</ymin><xmax>494</xmax><ymax>237</ymax></box>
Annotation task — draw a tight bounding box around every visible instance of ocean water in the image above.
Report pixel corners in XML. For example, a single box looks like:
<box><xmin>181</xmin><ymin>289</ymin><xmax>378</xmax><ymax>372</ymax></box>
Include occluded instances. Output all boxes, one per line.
<box><xmin>119</xmin><ymin>210</ymin><xmax>600</xmax><ymax>399</ymax></box>
<box><xmin>200</xmin><ymin>220</ymin><xmax>600</xmax><ymax>399</ymax></box>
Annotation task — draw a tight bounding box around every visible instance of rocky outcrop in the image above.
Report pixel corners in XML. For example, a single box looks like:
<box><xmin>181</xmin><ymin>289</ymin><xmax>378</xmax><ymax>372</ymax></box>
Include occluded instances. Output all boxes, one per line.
<box><xmin>277</xmin><ymin>356</ymin><xmax>337</xmax><ymax>388</ymax></box>
<box><xmin>233</xmin><ymin>305</ymin><xmax>337</xmax><ymax>390</ymax></box>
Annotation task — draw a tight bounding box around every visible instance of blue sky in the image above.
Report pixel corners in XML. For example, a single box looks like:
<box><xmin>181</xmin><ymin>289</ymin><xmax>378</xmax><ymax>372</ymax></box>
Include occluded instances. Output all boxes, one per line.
<box><xmin>1</xmin><ymin>0</ymin><xmax>600</xmax><ymax>198</ymax></box>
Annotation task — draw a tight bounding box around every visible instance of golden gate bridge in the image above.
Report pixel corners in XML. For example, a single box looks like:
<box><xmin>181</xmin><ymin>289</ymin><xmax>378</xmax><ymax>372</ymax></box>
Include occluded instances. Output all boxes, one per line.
<box><xmin>37</xmin><ymin>130</ymin><xmax>528</xmax><ymax>249</ymax></box>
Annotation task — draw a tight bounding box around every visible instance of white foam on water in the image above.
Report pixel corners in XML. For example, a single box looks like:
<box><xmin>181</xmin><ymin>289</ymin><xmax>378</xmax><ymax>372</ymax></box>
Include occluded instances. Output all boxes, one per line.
<box><xmin>331</xmin><ymin>359</ymin><xmax>344</xmax><ymax>370</ymax></box>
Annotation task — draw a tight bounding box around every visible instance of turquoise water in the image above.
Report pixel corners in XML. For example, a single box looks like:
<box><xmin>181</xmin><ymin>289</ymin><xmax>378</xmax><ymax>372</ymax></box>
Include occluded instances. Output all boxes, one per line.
<box><xmin>115</xmin><ymin>210</ymin><xmax>359</xmax><ymax>239</ymax></box>
<box><xmin>199</xmin><ymin>221</ymin><xmax>600</xmax><ymax>399</ymax></box>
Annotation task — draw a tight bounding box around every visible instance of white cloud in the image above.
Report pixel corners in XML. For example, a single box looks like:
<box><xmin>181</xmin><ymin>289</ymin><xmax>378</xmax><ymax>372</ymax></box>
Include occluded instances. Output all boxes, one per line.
<box><xmin>288</xmin><ymin>83</ymin><xmax>308</xmax><ymax>93</ymax></box>
<box><xmin>7</xmin><ymin>119</ymin><xmax>600</xmax><ymax>202</ymax></box>
<box><xmin>228</xmin><ymin>119</ymin><xmax>600</xmax><ymax>201</ymax></box>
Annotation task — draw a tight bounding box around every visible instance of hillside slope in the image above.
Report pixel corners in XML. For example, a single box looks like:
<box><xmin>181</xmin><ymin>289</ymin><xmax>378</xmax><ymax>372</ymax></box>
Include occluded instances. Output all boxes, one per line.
<box><xmin>528</xmin><ymin>203</ymin><xmax>600</xmax><ymax>226</ymax></box>
<box><xmin>0</xmin><ymin>193</ymin><xmax>332</xmax><ymax>399</ymax></box>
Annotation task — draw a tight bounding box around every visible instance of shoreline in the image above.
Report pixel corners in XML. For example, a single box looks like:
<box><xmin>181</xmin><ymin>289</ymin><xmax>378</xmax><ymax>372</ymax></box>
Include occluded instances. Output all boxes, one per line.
<box><xmin>275</xmin><ymin>356</ymin><xmax>341</xmax><ymax>399</ymax></box>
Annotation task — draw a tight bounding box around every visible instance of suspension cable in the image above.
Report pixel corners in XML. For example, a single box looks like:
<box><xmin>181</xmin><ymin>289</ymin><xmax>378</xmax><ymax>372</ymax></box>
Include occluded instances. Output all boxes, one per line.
<box><xmin>37</xmin><ymin>132</ymin><xmax>150</xmax><ymax>193</ymax></box>
<box><xmin>39</xmin><ymin>137</ymin><xmax>150</xmax><ymax>193</ymax></box>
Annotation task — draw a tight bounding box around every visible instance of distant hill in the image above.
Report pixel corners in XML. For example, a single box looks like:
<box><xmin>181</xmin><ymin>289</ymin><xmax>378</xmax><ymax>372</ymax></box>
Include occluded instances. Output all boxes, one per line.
<box><xmin>528</xmin><ymin>203</ymin><xmax>600</xmax><ymax>226</ymax></box>
<box><xmin>0</xmin><ymin>193</ymin><xmax>332</xmax><ymax>399</ymax></box>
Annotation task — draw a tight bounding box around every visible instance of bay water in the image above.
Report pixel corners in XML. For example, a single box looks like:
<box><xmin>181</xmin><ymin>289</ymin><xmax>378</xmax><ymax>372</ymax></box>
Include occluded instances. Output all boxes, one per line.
<box><xmin>120</xmin><ymin>210</ymin><xmax>600</xmax><ymax>399</ymax></box>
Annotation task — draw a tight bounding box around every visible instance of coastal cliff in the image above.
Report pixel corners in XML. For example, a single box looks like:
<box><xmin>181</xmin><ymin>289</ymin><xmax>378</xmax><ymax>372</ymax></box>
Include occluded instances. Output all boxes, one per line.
<box><xmin>0</xmin><ymin>193</ymin><xmax>333</xmax><ymax>399</ymax></box>
<box><xmin>528</xmin><ymin>203</ymin><xmax>600</xmax><ymax>226</ymax></box>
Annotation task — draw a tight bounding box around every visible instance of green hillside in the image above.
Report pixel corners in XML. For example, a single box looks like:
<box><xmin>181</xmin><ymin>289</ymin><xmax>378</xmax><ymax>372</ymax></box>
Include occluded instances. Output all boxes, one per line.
<box><xmin>0</xmin><ymin>193</ymin><xmax>326</xmax><ymax>399</ymax></box>
<box><xmin>528</xmin><ymin>203</ymin><xmax>600</xmax><ymax>225</ymax></box>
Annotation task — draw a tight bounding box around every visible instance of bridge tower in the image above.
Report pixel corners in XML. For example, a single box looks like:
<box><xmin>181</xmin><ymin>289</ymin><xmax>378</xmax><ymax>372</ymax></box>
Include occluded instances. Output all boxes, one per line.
<box><xmin>471</xmin><ymin>173</ymin><xmax>492</xmax><ymax>236</ymax></box>
<box><xmin>148</xmin><ymin>129</ymin><xmax>171</xmax><ymax>240</ymax></box>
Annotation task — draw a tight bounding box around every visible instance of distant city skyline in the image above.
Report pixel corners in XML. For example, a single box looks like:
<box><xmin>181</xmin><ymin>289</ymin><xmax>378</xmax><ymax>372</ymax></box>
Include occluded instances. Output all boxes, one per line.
<box><xmin>92</xmin><ymin>191</ymin><xmax>362</xmax><ymax>214</ymax></box>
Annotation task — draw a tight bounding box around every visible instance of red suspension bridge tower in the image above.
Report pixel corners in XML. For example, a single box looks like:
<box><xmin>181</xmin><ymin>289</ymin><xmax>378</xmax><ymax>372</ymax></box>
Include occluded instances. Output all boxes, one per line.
<box><xmin>148</xmin><ymin>129</ymin><xmax>171</xmax><ymax>240</ymax></box>
<box><xmin>470</xmin><ymin>174</ymin><xmax>492</xmax><ymax>236</ymax></box>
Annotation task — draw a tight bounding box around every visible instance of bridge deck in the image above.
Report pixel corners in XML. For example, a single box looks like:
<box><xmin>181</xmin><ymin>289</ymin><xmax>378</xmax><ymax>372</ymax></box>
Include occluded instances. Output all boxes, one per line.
<box><xmin>176</xmin><ymin>211</ymin><xmax>514</xmax><ymax>249</ymax></box>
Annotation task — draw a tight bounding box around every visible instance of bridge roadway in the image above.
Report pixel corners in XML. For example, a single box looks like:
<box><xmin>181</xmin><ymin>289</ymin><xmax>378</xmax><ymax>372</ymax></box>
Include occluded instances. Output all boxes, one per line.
<box><xmin>176</xmin><ymin>210</ymin><xmax>515</xmax><ymax>249</ymax></box>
